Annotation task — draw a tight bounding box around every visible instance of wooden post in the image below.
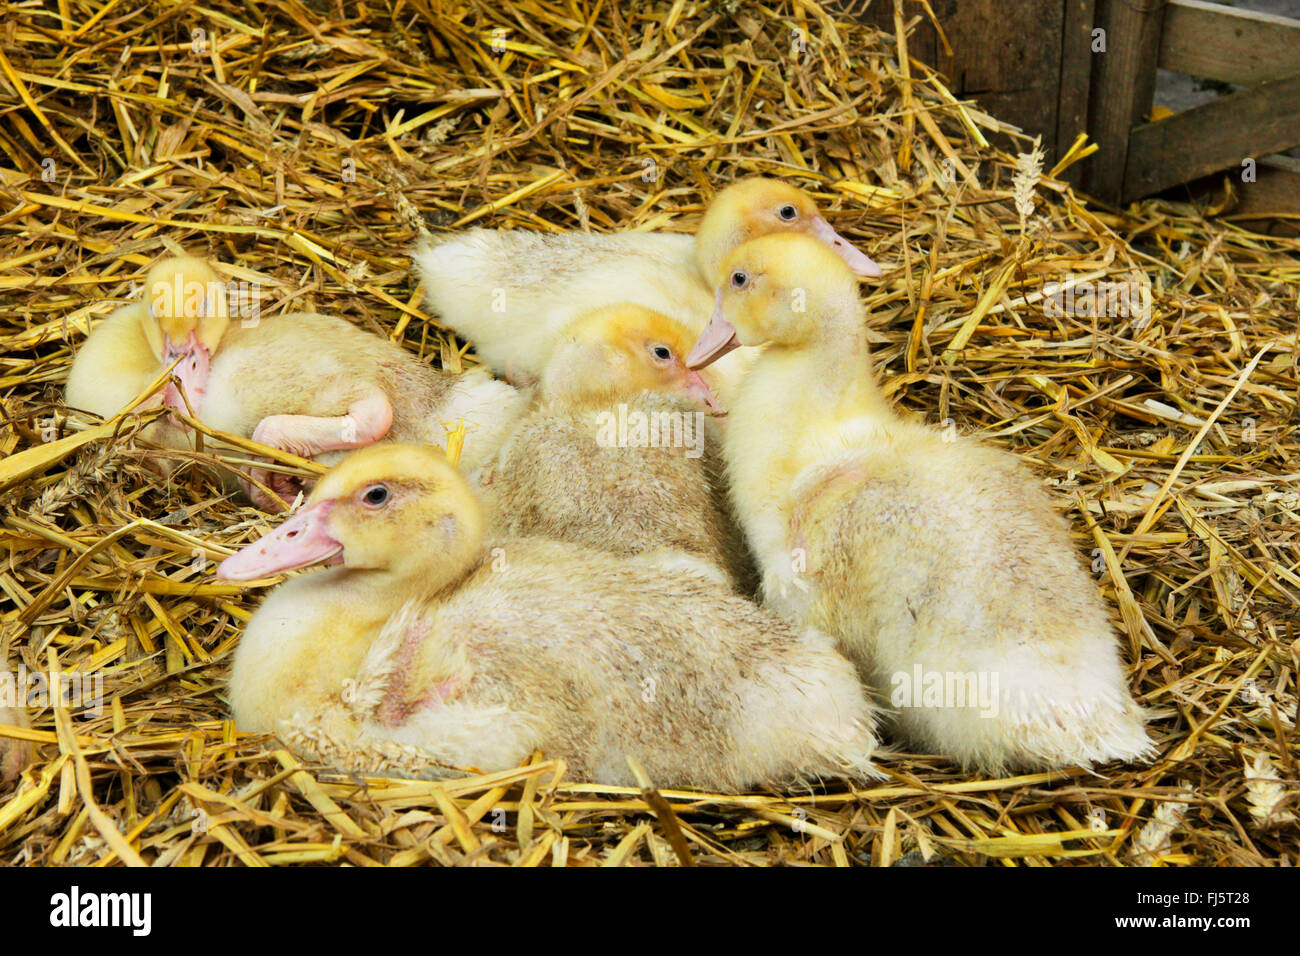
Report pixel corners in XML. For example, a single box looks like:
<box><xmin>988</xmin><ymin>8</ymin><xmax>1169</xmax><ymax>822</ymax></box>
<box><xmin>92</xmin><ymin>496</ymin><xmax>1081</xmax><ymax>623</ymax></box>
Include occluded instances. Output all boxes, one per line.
<box><xmin>1082</xmin><ymin>0</ymin><xmax>1167</xmax><ymax>203</ymax></box>
<box><xmin>1057</xmin><ymin>0</ymin><xmax>1097</xmax><ymax>186</ymax></box>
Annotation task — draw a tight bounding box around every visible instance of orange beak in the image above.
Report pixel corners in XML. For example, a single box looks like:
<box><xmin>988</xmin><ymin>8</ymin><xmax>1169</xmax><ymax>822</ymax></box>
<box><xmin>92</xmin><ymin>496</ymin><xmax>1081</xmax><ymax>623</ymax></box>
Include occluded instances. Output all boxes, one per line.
<box><xmin>687</xmin><ymin>293</ymin><xmax>741</xmax><ymax>371</ymax></box>
<box><xmin>217</xmin><ymin>501</ymin><xmax>344</xmax><ymax>581</ymax></box>
<box><xmin>161</xmin><ymin>331</ymin><xmax>211</xmax><ymax>414</ymax></box>
<box><xmin>811</xmin><ymin>216</ymin><xmax>881</xmax><ymax>278</ymax></box>
<box><xmin>685</xmin><ymin>369</ymin><xmax>723</xmax><ymax>412</ymax></box>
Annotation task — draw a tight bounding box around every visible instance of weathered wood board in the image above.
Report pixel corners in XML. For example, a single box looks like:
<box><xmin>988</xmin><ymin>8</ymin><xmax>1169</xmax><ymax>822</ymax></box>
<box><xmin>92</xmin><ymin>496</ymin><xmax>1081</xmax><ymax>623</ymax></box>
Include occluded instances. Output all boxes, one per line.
<box><xmin>850</xmin><ymin>0</ymin><xmax>1069</xmax><ymax>157</ymax></box>
<box><xmin>1159</xmin><ymin>0</ymin><xmax>1300</xmax><ymax>86</ymax></box>
<box><xmin>1124</xmin><ymin>70</ymin><xmax>1300</xmax><ymax>198</ymax></box>
<box><xmin>1082</xmin><ymin>0</ymin><xmax>1167</xmax><ymax>202</ymax></box>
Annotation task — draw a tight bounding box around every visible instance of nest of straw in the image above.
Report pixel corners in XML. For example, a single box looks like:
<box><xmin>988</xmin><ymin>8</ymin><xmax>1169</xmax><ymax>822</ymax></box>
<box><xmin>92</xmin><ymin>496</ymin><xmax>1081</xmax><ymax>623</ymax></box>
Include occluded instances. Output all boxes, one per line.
<box><xmin>0</xmin><ymin>0</ymin><xmax>1296</xmax><ymax>867</ymax></box>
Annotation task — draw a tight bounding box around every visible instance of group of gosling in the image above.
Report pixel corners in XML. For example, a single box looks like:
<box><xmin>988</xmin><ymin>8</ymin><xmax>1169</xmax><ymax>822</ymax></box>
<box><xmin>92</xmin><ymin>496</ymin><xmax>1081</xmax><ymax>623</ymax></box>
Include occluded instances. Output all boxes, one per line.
<box><xmin>1</xmin><ymin>177</ymin><xmax>1153</xmax><ymax>792</ymax></box>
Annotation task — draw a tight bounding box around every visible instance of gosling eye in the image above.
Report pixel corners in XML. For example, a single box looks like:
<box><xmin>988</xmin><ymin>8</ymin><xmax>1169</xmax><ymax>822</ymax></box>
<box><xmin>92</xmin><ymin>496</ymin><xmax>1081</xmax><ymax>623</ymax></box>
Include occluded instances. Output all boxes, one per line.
<box><xmin>362</xmin><ymin>485</ymin><xmax>390</xmax><ymax>506</ymax></box>
<box><xmin>778</xmin><ymin>204</ymin><xmax>798</xmax><ymax>221</ymax></box>
<box><xmin>650</xmin><ymin>344</ymin><xmax>674</xmax><ymax>362</ymax></box>
<box><xmin>730</xmin><ymin>270</ymin><xmax>749</xmax><ymax>290</ymax></box>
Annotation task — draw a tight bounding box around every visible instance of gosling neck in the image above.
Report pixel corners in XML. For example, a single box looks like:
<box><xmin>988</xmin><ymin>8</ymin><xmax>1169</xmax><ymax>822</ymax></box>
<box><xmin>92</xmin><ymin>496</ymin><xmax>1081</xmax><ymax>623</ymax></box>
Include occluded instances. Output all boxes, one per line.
<box><xmin>761</xmin><ymin>300</ymin><xmax>892</xmax><ymax>423</ymax></box>
<box><xmin>337</xmin><ymin>524</ymin><xmax>487</xmax><ymax>610</ymax></box>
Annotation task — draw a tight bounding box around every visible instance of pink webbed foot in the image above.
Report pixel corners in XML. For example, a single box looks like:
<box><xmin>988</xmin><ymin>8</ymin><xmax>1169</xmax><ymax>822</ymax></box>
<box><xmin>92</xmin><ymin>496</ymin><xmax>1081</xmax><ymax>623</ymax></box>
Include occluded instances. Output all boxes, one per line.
<box><xmin>242</xmin><ymin>470</ymin><xmax>302</xmax><ymax>513</ymax></box>
<box><xmin>0</xmin><ymin>707</ymin><xmax>32</xmax><ymax>784</ymax></box>
<box><xmin>503</xmin><ymin>361</ymin><xmax>537</xmax><ymax>389</ymax></box>
<box><xmin>161</xmin><ymin>331</ymin><xmax>212</xmax><ymax>416</ymax></box>
<box><xmin>242</xmin><ymin>390</ymin><xmax>393</xmax><ymax>510</ymax></box>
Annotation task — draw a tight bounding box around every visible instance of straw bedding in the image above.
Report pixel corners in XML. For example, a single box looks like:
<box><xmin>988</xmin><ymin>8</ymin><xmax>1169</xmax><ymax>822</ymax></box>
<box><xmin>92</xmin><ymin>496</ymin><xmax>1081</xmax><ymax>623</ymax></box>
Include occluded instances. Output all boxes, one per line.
<box><xmin>0</xmin><ymin>0</ymin><xmax>1296</xmax><ymax>866</ymax></box>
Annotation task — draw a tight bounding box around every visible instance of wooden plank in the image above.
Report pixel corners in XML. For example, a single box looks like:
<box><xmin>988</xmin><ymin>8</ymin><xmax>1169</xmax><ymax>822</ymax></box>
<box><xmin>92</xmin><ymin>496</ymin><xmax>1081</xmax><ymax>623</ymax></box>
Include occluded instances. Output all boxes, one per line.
<box><xmin>849</xmin><ymin>0</ymin><xmax>1064</xmax><ymax>157</ymax></box>
<box><xmin>1225</xmin><ymin>163</ymin><xmax>1300</xmax><ymax>237</ymax></box>
<box><xmin>1157</xmin><ymin>156</ymin><xmax>1300</xmax><ymax>235</ymax></box>
<box><xmin>850</xmin><ymin>0</ymin><xmax>942</xmax><ymax>72</ymax></box>
<box><xmin>1159</xmin><ymin>0</ymin><xmax>1300</xmax><ymax>86</ymax></box>
<box><xmin>1122</xmin><ymin>70</ymin><xmax>1300</xmax><ymax>199</ymax></box>
<box><xmin>945</xmin><ymin>0</ymin><xmax>1064</xmax><ymax>157</ymax></box>
<box><xmin>1057</xmin><ymin>0</ymin><xmax>1097</xmax><ymax>185</ymax></box>
<box><xmin>1083</xmin><ymin>0</ymin><xmax>1168</xmax><ymax>203</ymax></box>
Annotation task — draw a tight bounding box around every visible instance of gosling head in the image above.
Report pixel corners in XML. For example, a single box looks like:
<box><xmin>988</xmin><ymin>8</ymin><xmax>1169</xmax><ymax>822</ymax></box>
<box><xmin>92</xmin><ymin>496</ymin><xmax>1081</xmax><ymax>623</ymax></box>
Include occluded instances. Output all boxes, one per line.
<box><xmin>694</xmin><ymin>177</ymin><xmax>881</xmax><ymax>287</ymax></box>
<box><xmin>687</xmin><ymin>233</ymin><xmax>860</xmax><ymax>369</ymax></box>
<box><xmin>139</xmin><ymin>255</ymin><xmax>229</xmax><ymax>412</ymax></box>
<box><xmin>544</xmin><ymin>304</ymin><xmax>722</xmax><ymax>411</ymax></box>
<box><xmin>217</xmin><ymin>443</ymin><xmax>485</xmax><ymax>589</ymax></box>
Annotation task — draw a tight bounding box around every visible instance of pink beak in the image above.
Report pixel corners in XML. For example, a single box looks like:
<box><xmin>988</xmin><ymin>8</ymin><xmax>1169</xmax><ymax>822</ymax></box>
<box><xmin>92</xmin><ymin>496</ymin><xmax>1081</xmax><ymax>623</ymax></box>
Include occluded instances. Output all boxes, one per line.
<box><xmin>685</xmin><ymin>369</ymin><xmax>723</xmax><ymax>412</ymax></box>
<box><xmin>161</xmin><ymin>331</ymin><xmax>211</xmax><ymax>414</ymax></box>
<box><xmin>687</xmin><ymin>293</ymin><xmax>742</xmax><ymax>371</ymax></box>
<box><xmin>811</xmin><ymin>216</ymin><xmax>882</xmax><ymax>278</ymax></box>
<box><xmin>217</xmin><ymin>501</ymin><xmax>344</xmax><ymax>581</ymax></box>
